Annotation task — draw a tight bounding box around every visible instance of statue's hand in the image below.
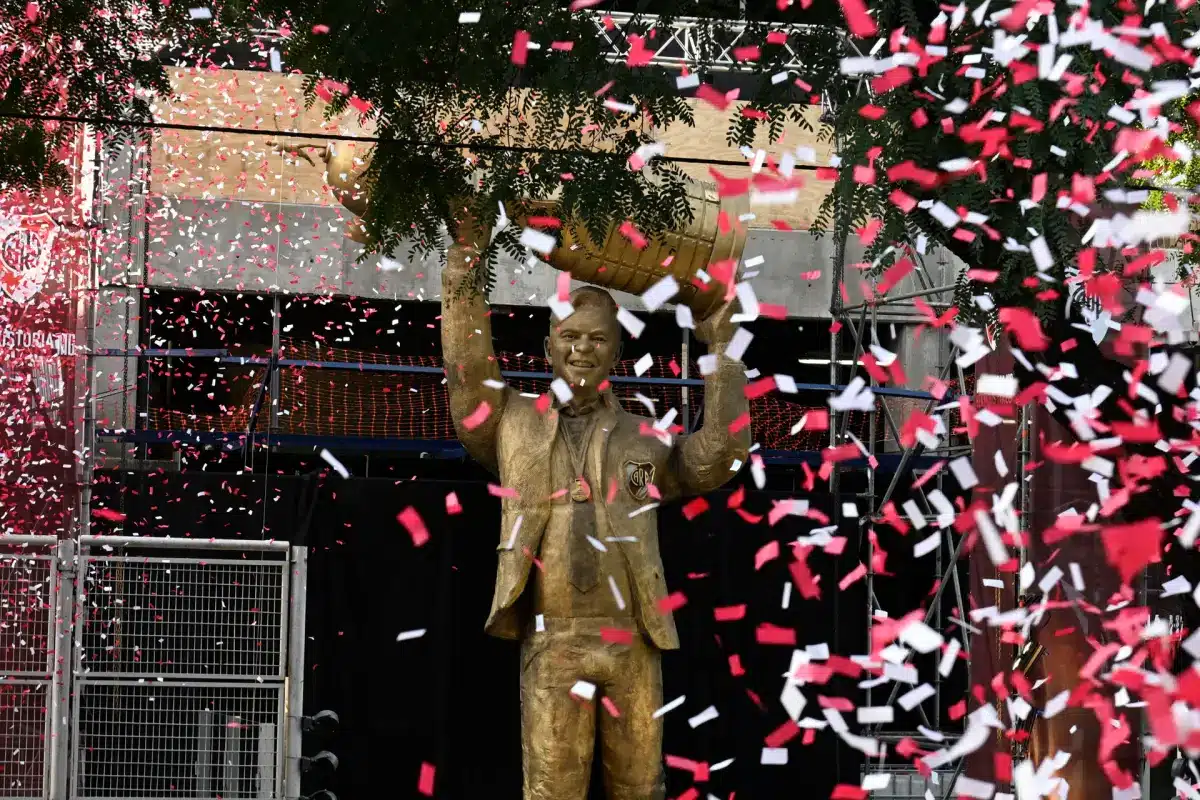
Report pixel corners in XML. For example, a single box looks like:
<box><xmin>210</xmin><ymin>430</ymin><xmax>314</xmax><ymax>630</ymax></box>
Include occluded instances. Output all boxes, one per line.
<box><xmin>693</xmin><ymin>293</ymin><xmax>739</xmax><ymax>346</ymax></box>
<box><xmin>267</xmin><ymin>140</ymin><xmax>325</xmax><ymax>166</ymax></box>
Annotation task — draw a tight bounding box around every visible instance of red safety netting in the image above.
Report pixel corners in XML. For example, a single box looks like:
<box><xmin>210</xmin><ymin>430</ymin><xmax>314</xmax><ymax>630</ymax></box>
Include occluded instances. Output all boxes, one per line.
<box><xmin>147</xmin><ymin>339</ymin><xmax>979</xmax><ymax>451</ymax></box>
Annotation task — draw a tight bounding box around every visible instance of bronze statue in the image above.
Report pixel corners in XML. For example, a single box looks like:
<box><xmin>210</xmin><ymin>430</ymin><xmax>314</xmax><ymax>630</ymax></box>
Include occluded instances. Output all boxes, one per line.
<box><xmin>273</xmin><ymin>137</ymin><xmax>752</xmax><ymax>794</ymax></box>
<box><xmin>441</xmin><ymin>215</ymin><xmax>751</xmax><ymax>799</ymax></box>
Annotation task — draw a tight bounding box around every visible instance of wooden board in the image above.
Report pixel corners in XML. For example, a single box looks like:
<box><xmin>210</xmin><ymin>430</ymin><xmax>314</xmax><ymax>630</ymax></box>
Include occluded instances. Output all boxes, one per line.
<box><xmin>149</xmin><ymin>69</ymin><xmax>834</xmax><ymax>229</ymax></box>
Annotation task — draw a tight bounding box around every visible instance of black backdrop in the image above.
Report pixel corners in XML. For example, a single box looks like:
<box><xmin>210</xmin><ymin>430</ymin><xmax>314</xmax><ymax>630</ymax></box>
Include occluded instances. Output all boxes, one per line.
<box><xmin>91</xmin><ymin>469</ymin><xmax>896</xmax><ymax>799</ymax></box>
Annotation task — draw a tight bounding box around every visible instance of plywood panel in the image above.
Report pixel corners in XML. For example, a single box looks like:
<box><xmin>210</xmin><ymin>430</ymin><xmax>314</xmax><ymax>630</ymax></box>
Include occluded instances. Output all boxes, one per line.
<box><xmin>148</xmin><ymin>69</ymin><xmax>834</xmax><ymax>229</ymax></box>
<box><xmin>660</xmin><ymin>101</ymin><xmax>834</xmax><ymax>230</ymax></box>
<box><xmin>149</xmin><ymin>68</ymin><xmax>373</xmax><ymax>205</ymax></box>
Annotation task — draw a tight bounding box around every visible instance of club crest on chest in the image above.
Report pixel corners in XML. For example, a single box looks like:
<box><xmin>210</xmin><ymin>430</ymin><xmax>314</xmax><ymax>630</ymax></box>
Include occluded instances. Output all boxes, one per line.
<box><xmin>623</xmin><ymin>460</ymin><xmax>655</xmax><ymax>501</ymax></box>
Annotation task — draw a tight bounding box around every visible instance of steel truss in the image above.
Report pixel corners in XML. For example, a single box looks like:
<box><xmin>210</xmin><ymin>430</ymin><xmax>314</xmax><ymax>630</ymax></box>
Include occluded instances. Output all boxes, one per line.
<box><xmin>584</xmin><ymin>11</ymin><xmax>830</xmax><ymax>73</ymax></box>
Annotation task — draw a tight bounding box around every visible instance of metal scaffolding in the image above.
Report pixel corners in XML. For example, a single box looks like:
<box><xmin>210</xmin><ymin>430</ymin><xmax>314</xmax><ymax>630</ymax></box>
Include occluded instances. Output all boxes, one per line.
<box><xmin>826</xmin><ymin>237</ymin><xmax>982</xmax><ymax>794</ymax></box>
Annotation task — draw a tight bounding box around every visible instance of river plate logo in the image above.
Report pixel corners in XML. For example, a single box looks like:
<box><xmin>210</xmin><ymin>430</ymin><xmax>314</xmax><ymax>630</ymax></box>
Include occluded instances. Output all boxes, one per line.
<box><xmin>624</xmin><ymin>460</ymin><xmax>655</xmax><ymax>501</ymax></box>
<box><xmin>0</xmin><ymin>212</ymin><xmax>58</xmax><ymax>305</ymax></box>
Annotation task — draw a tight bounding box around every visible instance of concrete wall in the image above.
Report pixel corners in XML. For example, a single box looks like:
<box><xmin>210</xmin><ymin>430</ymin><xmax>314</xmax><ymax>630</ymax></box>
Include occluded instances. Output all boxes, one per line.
<box><xmin>143</xmin><ymin>198</ymin><xmax>964</xmax><ymax>321</ymax></box>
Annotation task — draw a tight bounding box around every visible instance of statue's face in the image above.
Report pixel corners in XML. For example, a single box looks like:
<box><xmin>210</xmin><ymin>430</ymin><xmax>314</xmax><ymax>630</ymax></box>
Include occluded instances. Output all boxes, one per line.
<box><xmin>546</xmin><ymin>304</ymin><xmax>622</xmax><ymax>398</ymax></box>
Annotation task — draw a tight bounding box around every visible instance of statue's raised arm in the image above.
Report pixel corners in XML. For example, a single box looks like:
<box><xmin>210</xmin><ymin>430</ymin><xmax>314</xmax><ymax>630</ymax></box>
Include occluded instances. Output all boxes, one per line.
<box><xmin>667</xmin><ymin>297</ymin><xmax>751</xmax><ymax>497</ymax></box>
<box><xmin>440</xmin><ymin>220</ymin><xmax>507</xmax><ymax>475</ymax></box>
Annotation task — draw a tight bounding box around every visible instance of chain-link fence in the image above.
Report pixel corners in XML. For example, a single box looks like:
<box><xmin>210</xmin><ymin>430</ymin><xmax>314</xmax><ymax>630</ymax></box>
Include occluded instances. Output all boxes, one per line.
<box><xmin>0</xmin><ymin>536</ymin><xmax>306</xmax><ymax>800</ymax></box>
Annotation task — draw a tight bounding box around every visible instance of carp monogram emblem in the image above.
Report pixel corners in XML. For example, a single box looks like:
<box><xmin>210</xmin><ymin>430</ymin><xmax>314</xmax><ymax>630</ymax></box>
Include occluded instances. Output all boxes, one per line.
<box><xmin>0</xmin><ymin>212</ymin><xmax>58</xmax><ymax>305</ymax></box>
<box><xmin>623</xmin><ymin>460</ymin><xmax>655</xmax><ymax>501</ymax></box>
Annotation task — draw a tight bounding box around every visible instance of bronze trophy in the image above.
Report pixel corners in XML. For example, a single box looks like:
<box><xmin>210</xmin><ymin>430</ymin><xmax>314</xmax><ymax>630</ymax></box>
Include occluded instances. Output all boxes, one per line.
<box><xmin>291</xmin><ymin>144</ymin><xmax>752</xmax><ymax>798</ymax></box>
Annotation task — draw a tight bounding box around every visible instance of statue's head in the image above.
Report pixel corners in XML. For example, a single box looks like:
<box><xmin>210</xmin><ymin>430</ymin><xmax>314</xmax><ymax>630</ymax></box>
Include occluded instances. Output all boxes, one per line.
<box><xmin>545</xmin><ymin>286</ymin><xmax>623</xmax><ymax>404</ymax></box>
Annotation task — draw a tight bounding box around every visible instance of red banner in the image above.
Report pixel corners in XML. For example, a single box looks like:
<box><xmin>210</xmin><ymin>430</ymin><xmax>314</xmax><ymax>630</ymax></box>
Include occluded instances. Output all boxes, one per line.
<box><xmin>0</xmin><ymin>139</ymin><xmax>92</xmax><ymax>538</ymax></box>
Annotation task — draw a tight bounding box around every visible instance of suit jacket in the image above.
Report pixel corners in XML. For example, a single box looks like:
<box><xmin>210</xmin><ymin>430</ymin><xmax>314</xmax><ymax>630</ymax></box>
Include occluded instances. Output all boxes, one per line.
<box><xmin>441</xmin><ymin>250</ymin><xmax>750</xmax><ymax>651</ymax></box>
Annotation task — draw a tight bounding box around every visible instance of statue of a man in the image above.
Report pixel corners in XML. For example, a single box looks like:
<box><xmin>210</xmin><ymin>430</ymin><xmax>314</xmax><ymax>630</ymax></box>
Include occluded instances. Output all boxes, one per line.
<box><xmin>440</xmin><ymin>221</ymin><xmax>750</xmax><ymax>800</ymax></box>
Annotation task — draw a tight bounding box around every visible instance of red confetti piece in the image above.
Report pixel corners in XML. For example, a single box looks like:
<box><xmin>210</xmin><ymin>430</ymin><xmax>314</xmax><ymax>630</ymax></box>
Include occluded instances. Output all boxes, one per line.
<box><xmin>729</xmin><ymin>654</ymin><xmax>745</xmax><ymax>676</ymax></box>
<box><xmin>445</xmin><ymin>492</ymin><xmax>462</xmax><ymax>515</ymax></box>
<box><xmin>755</xmin><ymin>540</ymin><xmax>779</xmax><ymax>570</ymax></box>
<box><xmin>512</xmin><ymin>30</ymin><xmax>530</xmax><ymax>66</ymax></box>
<box><xmin>657</xmin><ymin>592</ymin><xmax>687</xmax><ymax>614</ymax></box>
<box><xmin>755</xmin><ymin>623</ymin><xmax>796</xmax><ymax>645</ymax></box>
<box><xmin>838</xmin><ymin>562</ymin><xmax>867</xmax><ymax>590</ymax></box>
<box><xmin>682</xmin><ymin>497</ymin><xmax>709</xmax><ymax>520</ymax></box>
<box><xmin>695</xmin><ymin>83</ymin><xmax>731</xmax><ymax>111</ymax></box>
<box><xmin>601</xmin><ymin>627</ymin><xmax>633</xmax><ymax>644</ymax></box>
<box><xmin>1101</xmin><ymin>519</ymin><xmax>1164</xmax><ymax>585</ymax></box>
<box><xmin>462</xmin><ymin>400</ymin><xmax>492</xmax><ymax>430</ymax></box>
<box><xmin>618</xmin><ymin>220</ymin><xmax>647</xmax><ymax>249</ymax></box>
<box><xmin>93</xmin><ymin>508</ymin><xmax>126</xmax><ymax>522</ymax></box>
<box><xmin>417</xmin><ymin>762</ymin><xmax>435</xmax><ymax>796</ymax></box>
<box><xmin>713</xmin><ymin>605</ymin><xmax>746</xmax><ymax>622</ymax></box>
<box><xmin>838</xmin><ymin>0</ymin><xmax>877</xmax><ymax>37</ymax></box>
<box><xmin>397</xmin><ymin>507</ymin><xmax>429</xmax><ymax>547</ymax></box>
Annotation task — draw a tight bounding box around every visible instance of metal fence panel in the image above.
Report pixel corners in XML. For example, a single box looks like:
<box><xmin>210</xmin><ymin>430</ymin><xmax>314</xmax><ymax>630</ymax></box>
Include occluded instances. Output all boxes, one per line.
<box><xmin>0</xmin><ymin>538</ymin><xmax>303</xmax><ymax>800</ymax></box>
<box><xmin>76</xmin><ymin>554</ymin><xmax>288</xmax><ymax>680</ymax></box>
<box><xmin>0</xmin><ymin>540</ymin><xmax>61</xmax><ymax>800</ymax></box>
<box><xmin>69</xmin><ymin>681</ymin><xmax>284</xmax><ymax>800</ymax></box>
<box><xmin>0</xmin><ymin>551</ymin><xmax>57</xmax><ymax>678</ymax></box>
<box><xmin>861</xmin><ymin>768</ymin><xmax>956</xmax><ymax>800</ymax></box>
<box><xmin>0</xmin><ymin>679</ymin><xmax>52</xmax><ymax>800</ymax></box>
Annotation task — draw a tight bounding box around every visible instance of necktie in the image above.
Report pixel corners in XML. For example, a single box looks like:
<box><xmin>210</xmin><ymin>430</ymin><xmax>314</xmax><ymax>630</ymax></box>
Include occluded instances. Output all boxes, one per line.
<box><xmin>560</xmin><ymin>414</ymin><xmax>600</xmax><ymax>593</ymax></box>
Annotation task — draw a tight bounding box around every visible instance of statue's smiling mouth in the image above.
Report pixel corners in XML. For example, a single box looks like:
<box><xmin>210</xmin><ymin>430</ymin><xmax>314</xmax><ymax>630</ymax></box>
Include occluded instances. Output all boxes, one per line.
<box><xmin>568</xmin><ymin>359</ymin><xmax>595</xmax><ymax>368</ymax></box>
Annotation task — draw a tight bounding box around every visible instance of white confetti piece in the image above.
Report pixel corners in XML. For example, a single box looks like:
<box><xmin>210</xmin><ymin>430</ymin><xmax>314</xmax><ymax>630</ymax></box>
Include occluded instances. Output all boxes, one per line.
<box><xmin>899</xmin><ymin>620</ymin><xmax>943</xmax><ymax>653</ymax></box>
<box><xmin>653</xmin><ymin>695</ymin><xmax>686</xmax><ymax>718</ymax></box>
<box><xmin>974</xmin><ymin>510</ymin><xmax>1010</xmax><ymax>566</ymax></box>
<box><xmin>675</xmin><ymin>304</ymin><xmax>694</xmax><ymax>329</ymax></box>
<box><xmin>856</xmin><ymin>706</ymin><xmax>894</xmax><ymax>724</ymax></box>
<box><xmin>550</xmin><ymin>378</ymin><xmax>573</xmax><ymax>404</ymax></box>
<box><xmin>977</xmin><ymin>373</ymin><xmax>1017</xmax><ymax>398</ymax></box>
<box><xmin>616</xmin><ymin>307</ymin><xmax>645</xmax><ymax>338</ymax></box>
<box><xmin>939</xmin><ymin>638</ymin><xmax>961</xmax><ymax>677</ymax></box>
<box><xmin>950</xmin><ymin>455</ymin><xmax>979</xmax><ymax>489</ymax></box>
<box><xmin>642</xmin><ymin>275</ymin><xmax>679</xmax><ymax>311</ymax></box>
<box><xmin>688</xmin><ymin>705</ymin><xmax>719</xmax><ymax>728</ymax></box>
<box><xmin>608</xmin><ymin>575</ymin><xmax>626</xmax><ymax>610</ymax></box>
<box><xmin>725</xmin><ymin>327</ymin><xmax>753</xmax><ymax>362</ymax></box>
<box><xmin>676</xmin><ymin>73</ymin><xmax>701</xmax><ymax>89</ymax></box>
<box><xmin>781</xmin><ymin>682</ymin><xmax>806</xmax><ymax>720</ymax></box>
<box><xmin>953</xmin><ymin>777</ymin><xmax>996</xmax><ymax>800</ymax></box>
<box><xmin>319</xmin><ymin>449</ymin><xmax>350</xmax><ymax>478</ymax></box>
<box><xmin>862</xmin><ymin>773</ymin><xmax>892</xmax><ymax>791</ymax></box>
<box><xmin>1162</xmin><ymin>575</ymin><xmax>1191</xmax><ymax>597</ymax></box>
<box><xmin>761</xmin><ymin>748</ymin><xmax>788</xmax><ymax>765</ymax></box>
<box><xmin>898</xmin><ymin>683</ymin><xmax>935</xmax><ymax>711</ymax></box>
<box><xmin>519</xmin><ymin>227</ymin><xmax>556</xmax><ymax>255</ymax></box>
<box><xmin>633</xmin><ymin>353</ymin><xmax>653</xmax><ymax>376</ymax></box>
<box><xmin>1043</xmin><ymin>690</ymin><xmax>1070</xmax><ymax>719</ymax></box>
<box><xmin>395</xmin><ymin>628</ymin><xmax>426</xmax><ymax>642</ymax></box>
<box><xmin>1037</xmin><ymin>566</ymin><xmax>1064</xmax><ymax>593</ymax></box>
<box><xmin>731</xmin><ymin>282</ymin><xmax>760</xmax><ymax>323</ymax></box>
<box><xmin>914</xmin><ymin>532</ymin><xmax>940</xmax><ymax>558</ymax></box>
<box><xmin>570</xmin><ymin>680</ymin><xmax>596</xmax><ymax>701</ymax></box>
<box><xmin>458</xmin><ymin>10</ymin><xmax>481</xmax><ymax>22</ymax></box>
<box><xmin>188</xmin><ymin>6</ymin><xmax>213</xmax><ymax>19</ymax></box>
